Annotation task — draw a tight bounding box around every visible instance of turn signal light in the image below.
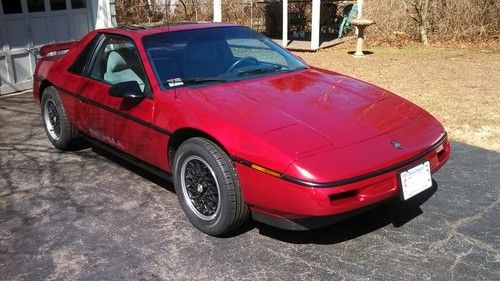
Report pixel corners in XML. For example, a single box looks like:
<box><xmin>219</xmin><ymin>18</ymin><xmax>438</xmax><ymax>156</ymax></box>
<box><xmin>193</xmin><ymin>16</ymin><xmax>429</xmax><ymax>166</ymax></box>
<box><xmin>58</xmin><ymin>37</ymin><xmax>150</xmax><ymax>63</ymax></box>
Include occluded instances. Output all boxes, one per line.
<box><xmin>250</xmin><ymin>164</ymin><xmax>282</xmax><ymax>178</ymax></box>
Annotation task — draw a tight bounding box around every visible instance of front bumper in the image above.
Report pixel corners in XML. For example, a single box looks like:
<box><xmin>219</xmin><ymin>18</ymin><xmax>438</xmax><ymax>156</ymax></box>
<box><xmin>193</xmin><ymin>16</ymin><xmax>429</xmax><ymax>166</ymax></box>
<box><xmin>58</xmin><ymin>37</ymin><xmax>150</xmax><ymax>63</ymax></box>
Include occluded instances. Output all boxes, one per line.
<box><xmin>235</xmin><ymin>138</ymin><xmax>451</xmax><ymax>230</ymax></box>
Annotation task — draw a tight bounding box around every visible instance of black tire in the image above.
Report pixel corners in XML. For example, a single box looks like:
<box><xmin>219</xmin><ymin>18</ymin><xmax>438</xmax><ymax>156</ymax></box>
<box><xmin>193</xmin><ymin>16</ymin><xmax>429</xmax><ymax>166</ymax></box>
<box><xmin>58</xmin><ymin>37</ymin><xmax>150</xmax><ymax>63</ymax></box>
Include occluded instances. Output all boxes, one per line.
<box><xmin>41</xmin><ymin>86</ymin><xmax>78</xmax><ymax>150</ymax></box>
<box><xmin>173</xmin><ymin>137</ymin><xmax>249</xmax><ymax>236</ymax></box>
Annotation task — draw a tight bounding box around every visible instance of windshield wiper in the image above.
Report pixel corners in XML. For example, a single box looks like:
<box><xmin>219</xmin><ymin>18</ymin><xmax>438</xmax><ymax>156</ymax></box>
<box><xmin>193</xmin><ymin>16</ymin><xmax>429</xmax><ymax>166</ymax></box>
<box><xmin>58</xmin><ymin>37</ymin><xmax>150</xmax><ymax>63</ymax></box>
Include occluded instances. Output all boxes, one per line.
<box><xmin>163</xmin><ymin>77</ymin><xmax>227</xmax><ymax>87</ymax></box>
<box><xmin>182</xmin><ymin>77</ymin><xmax>227</xmax><ymax>84</ymax></box>
<box><xmin>237</xmin><ymin>65</ymin><xmax>286</xmax><ymax>76</ymax></box>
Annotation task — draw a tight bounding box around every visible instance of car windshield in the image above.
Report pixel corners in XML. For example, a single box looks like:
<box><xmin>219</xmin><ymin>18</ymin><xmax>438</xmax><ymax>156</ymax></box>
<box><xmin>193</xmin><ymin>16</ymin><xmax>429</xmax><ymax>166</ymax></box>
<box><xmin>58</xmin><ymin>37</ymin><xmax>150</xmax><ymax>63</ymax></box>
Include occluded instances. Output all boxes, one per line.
<box><xmin>142</xmin><ymin>26</ymin><xmax>307</xmax><ymax>88</ymax></box>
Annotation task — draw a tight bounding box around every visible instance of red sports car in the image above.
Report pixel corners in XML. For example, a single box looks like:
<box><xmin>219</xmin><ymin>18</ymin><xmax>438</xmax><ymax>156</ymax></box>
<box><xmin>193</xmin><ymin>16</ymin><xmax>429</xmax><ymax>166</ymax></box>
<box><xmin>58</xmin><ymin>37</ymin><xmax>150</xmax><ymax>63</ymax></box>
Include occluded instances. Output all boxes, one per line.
<box><xmin>33</xmin><ymin>23</ymin><xmax>450</xmax><ymax>235</ymax></box>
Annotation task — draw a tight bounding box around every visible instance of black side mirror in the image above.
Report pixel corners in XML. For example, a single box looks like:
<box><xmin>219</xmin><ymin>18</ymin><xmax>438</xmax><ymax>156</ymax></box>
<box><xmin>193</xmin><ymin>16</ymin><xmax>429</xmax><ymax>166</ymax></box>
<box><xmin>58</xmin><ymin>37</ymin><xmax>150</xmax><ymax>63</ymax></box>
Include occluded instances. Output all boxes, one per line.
<box><xmin>109</xmin><ymin>81</ymin><xmax>144</xmax><ymax>99</ymax></box>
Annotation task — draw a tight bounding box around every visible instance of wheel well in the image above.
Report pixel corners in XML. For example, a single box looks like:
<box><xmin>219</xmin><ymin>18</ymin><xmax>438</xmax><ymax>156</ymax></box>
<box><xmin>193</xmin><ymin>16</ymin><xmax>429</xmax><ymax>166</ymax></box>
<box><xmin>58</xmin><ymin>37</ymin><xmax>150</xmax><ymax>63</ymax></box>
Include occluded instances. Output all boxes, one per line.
<box><xmin>39</xmin><ymin>80</ymin><xmax>53</xmax><ymax>101</ymax></box>
<box><xmin>167</xmin><ymin>128</ymin><xmax>228</xmax><ymax>167</ymax></box>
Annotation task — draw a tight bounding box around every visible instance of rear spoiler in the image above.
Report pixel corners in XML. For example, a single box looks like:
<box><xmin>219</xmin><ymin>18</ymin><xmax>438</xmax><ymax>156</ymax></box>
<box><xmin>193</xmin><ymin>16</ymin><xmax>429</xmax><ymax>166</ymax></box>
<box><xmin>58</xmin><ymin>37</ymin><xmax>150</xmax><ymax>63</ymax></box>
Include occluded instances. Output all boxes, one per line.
<box><xmin>39</xmin><ymin>41</ymin><xmax>77</xmax><ymax>56</ymax></box>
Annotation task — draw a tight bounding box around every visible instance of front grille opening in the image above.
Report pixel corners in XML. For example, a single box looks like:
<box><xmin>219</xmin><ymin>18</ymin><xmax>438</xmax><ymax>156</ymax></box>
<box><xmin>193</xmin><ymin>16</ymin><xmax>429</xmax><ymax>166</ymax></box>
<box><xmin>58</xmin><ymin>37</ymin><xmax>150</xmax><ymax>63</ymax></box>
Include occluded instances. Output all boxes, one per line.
<box><xmin>329</xmin><ymin>190</ymin><xmax>357</xmax><ymax>202</ymax></box>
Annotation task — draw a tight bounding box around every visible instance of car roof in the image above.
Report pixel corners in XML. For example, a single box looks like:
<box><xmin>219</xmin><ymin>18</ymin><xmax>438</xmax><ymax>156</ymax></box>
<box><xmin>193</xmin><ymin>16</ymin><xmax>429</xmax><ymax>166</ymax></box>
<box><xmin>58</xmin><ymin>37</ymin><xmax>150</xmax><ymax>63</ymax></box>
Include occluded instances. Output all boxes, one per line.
<box><xmin>96</xmin><ymin>22</ymin><xmax>240</xmax><ymax>40</ymax></box>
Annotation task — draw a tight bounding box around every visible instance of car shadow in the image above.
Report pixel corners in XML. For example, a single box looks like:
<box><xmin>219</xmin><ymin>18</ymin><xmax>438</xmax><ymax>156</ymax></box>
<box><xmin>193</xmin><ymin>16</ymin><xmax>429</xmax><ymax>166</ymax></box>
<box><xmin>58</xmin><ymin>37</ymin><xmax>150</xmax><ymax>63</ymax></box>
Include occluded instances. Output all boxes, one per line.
<box><xmin>85</xmin><ymin>143</ymin><xmax>176</xmax><ymax>193</ymax></box>
<box><xmin>253</xmin><ymin>183</ymin><xmax>437</xmax><ymax>244</ymax></box>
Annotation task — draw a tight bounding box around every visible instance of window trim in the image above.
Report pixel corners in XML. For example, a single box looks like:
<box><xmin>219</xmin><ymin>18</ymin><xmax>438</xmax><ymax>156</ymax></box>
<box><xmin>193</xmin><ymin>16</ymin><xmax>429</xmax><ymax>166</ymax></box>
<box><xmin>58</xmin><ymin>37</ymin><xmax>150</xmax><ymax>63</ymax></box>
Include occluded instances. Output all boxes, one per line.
<box><xmin>84</xmin><ymin>33</ymin><xmax>153</xmax><ymax>99</ymax></box>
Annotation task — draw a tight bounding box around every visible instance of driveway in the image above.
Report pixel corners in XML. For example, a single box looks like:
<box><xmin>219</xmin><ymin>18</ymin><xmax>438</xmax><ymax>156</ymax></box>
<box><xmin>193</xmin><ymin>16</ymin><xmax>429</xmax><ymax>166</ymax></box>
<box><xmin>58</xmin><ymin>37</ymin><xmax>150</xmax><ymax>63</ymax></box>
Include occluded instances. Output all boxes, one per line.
<box><xmin>1</xmin><ymin>93</ymin><xmax>499</xmax><ymax>280</ymax></box>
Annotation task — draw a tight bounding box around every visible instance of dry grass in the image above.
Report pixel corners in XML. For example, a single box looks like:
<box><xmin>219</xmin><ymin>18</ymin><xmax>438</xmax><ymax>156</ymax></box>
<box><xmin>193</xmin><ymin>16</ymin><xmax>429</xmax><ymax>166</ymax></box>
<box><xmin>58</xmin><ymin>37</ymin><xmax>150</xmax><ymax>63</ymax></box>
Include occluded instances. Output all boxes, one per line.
<box><xmin>296</xmin><ymin>45</ymin><xmax>500</xmax><ymax>152</ymax></box>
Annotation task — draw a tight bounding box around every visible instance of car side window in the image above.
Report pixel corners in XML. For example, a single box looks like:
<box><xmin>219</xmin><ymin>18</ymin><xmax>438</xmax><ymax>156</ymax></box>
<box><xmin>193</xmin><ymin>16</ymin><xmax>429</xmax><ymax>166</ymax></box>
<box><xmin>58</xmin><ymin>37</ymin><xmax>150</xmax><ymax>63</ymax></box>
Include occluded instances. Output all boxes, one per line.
<box><xmin>89</xmin><ymin>36</ymin><xmax>146</xmax><ymax>92</ymax></box>
<box><xmin>68</xmin><ymin>35</ymin><xmax>101</xmax><ymax>75</ymax></box>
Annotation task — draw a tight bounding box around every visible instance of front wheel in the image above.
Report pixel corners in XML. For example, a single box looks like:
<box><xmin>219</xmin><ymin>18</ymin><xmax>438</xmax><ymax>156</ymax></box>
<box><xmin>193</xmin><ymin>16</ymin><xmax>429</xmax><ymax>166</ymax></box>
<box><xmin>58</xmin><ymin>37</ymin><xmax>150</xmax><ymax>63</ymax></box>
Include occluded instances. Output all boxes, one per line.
<box><xmin>173</xmin><ymin>137</ymin><xmax>249</xmax><ymax>236</ymax></box>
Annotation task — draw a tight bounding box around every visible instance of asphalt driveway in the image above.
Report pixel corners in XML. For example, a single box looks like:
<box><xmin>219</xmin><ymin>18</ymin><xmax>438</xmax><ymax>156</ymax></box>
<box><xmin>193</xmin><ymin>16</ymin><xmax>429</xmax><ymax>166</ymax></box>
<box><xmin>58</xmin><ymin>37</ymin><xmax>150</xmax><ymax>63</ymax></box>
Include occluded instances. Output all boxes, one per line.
<box><xmin>1</xmin><ymin>93</ymin><xmax>499</xmax><ymax>280</ymax></box>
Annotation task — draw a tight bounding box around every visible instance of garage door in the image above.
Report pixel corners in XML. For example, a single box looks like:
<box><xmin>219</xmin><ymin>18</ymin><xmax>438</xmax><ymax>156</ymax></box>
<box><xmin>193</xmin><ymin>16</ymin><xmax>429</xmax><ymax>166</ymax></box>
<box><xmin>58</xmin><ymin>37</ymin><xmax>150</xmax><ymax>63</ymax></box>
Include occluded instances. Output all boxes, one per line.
<box><xmin>0</xmin><ymin>0</ymin><xmax>94</xmax><ymax>94</ymax></box>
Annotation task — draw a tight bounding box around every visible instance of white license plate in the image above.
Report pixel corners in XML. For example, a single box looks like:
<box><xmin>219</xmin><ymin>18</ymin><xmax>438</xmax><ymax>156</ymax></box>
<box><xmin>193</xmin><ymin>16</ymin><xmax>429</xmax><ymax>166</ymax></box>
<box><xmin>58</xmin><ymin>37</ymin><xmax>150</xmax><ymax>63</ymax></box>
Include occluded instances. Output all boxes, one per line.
<box><xmin>400</xmin><ymin>161</ymin><xmax>432</xmax><ymax>200</ymax></box>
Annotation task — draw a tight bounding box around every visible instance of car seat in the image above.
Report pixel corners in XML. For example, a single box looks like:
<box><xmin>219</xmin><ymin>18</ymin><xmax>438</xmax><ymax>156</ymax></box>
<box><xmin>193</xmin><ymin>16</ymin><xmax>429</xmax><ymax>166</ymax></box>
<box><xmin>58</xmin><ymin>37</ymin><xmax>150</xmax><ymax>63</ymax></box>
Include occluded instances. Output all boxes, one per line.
<box><xmin>104</xmin><ymin>50</ymin><xmax>145</xmax><ymax>91</ymax></box>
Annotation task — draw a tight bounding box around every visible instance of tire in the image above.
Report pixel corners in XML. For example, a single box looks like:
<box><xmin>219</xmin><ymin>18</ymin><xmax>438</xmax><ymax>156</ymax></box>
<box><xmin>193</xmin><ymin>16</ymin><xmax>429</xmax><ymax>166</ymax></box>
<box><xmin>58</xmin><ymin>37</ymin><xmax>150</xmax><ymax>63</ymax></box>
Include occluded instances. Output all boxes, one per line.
<box><xmin>173</xmin><ymin>137</ymin><xmax>249</xmax><ymax>236</ymax></box>
<box><xmin>41</xmin><ymin>86</ymin><xmax>78</xmax><ymax>150</ymax></box>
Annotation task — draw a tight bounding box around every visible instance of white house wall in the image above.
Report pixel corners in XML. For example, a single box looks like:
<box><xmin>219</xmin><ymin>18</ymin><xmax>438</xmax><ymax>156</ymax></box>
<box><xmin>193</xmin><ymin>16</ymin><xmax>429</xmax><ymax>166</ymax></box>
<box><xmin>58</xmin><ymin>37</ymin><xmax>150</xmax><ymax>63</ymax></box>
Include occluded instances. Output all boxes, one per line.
<box><xmin>91</xmin><ymin>0</ymin><xmax>115</xmax><ymax>29</ymax></box>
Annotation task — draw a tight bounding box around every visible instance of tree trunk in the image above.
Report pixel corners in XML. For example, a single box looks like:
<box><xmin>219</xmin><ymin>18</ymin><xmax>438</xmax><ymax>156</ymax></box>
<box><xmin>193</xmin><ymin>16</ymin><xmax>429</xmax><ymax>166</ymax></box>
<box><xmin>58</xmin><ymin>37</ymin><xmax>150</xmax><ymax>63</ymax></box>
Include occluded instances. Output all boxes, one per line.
<box><xmin>420</xmin><ymin>0</ymin><xmax>430</xmax><ymax>46</ymax></box>
<box><xmin>404</xmin><ymin>0</ymin><xmax>431</xmax><ymax>46</ymax></box>
<box><xmin>420</xmin><ymin>24</ymin><xmax>429</xmax><ymax>46</ymax></box>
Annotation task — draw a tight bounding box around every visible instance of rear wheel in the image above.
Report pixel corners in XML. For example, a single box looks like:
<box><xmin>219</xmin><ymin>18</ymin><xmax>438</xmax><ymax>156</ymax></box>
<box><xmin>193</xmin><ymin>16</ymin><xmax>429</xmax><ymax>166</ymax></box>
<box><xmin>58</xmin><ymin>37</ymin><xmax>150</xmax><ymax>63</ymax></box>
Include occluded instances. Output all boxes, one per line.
<box><xmin>41</xmin><ymin>86</ymin><xmax>78</xmax><ymax>150</ymax></box>
<box><xmin>173</xmin><ymin>137</ymin><xmax>249</xmax><ymax>236</ymax></box>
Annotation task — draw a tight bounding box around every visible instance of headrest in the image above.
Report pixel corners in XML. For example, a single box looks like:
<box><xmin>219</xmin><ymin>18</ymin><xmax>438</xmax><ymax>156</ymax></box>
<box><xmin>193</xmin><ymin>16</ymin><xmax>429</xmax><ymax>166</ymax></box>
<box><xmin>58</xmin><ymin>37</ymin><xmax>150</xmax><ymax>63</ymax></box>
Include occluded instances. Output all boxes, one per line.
<box><xmin>107</xmin><ymin>51</ymin><xmax>129</xmax><ymax>73</ymax></box>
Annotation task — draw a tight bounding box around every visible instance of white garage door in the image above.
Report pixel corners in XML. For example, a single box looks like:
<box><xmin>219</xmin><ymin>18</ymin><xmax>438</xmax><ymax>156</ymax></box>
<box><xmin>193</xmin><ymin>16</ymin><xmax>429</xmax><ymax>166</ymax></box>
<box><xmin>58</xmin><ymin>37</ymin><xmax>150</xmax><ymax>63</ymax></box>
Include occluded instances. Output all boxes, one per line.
<box><xmin>0</xmin><ymin>0</ymin><xmax>94</xmax><ymax>94</ymax></box>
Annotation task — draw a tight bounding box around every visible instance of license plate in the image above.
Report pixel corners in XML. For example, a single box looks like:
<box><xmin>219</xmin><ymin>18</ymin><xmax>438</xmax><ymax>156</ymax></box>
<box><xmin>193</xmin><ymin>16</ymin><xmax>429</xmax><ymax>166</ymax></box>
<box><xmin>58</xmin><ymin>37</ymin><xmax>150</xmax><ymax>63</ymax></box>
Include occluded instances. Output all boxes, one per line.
<box><xmin>399</xmin><ymin>161</ymin><xmax>432</xmax><ymax>200</ymax></box>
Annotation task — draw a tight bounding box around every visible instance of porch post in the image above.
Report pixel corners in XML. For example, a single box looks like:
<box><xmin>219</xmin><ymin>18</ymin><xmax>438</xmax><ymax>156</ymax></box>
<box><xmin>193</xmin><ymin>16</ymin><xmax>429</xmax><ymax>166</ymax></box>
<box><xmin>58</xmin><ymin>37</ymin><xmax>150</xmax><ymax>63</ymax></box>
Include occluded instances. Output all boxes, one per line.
<box><xmin>282</xmin><ymin>0</ymin><xmax>288</xmax><ymax>47</ymax></box>
<box><xmin>311</xmin><ymin>0</ymin><xmax>320</xmax><ymax>50</ymax></box>
<box><xmin>170</xmin><ymin>0</ymin><xmax>178</xmax><ymax>14</ymax></box>
<box><xmin>214</xmin><ymin>0</ymin><xmax>222</xmax><ymax>22</ymax></box>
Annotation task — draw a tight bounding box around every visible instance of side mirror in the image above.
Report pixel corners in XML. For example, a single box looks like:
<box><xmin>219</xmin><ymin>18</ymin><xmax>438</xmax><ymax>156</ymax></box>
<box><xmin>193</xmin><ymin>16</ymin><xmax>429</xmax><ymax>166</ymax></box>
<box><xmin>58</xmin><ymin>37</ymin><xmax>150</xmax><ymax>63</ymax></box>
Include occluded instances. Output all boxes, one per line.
<box><xmin>109</xmin><ymin>81</ymin><xmax>144</xmax><ymax>99</ymax></box>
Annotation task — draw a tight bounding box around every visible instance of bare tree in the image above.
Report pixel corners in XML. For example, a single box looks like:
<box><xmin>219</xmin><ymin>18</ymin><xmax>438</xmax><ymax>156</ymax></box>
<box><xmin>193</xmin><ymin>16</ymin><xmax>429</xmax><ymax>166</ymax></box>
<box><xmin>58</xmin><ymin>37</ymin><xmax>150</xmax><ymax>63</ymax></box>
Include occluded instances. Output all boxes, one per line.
<box><xmin>177</xmin><ymin>0</ymin><xmax>204</xmax><ymax>21</ymax></box>
<box><xmin>403</xmin><ymin>0</ymin><xmax>430</xmax><ymax>45</ymax></box>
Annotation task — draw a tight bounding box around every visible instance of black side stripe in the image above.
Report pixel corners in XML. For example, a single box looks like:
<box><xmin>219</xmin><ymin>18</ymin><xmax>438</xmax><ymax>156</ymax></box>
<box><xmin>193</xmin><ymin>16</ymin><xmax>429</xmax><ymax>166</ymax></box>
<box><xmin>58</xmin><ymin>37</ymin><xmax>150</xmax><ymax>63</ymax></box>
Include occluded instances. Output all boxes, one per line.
<box><xmin>233</xmin><ymin>133</ymin><xmax>448</xmax><ymax>188</ymax></box>
<box><xmin>53</xmin><ymin>85</ymin><xmax>172</xmax><ymax>136</ymax></box>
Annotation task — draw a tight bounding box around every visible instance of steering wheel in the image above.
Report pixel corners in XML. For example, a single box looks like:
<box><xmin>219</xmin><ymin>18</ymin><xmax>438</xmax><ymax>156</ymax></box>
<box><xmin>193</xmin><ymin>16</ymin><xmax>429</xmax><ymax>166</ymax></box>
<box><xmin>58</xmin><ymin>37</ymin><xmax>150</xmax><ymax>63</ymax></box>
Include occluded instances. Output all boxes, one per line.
<box><xmin>226</xmin><ymin>57</ymin><xmax>259</xmax><ymax>73</ymax></box>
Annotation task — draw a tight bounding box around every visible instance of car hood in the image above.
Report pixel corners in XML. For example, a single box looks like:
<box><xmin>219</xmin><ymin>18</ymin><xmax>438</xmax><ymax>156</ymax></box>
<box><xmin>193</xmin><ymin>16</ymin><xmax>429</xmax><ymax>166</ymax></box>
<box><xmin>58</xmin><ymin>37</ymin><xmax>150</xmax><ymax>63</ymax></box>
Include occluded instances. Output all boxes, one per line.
<box><xmin>224</xmin><ymin>68</ymin><xmax>424</xmax><ymax>149</ymax></box>
<box><xmin>177</xmin><ymin>68</ymin><xmax>430</xmax><ymax>170</ymax></box>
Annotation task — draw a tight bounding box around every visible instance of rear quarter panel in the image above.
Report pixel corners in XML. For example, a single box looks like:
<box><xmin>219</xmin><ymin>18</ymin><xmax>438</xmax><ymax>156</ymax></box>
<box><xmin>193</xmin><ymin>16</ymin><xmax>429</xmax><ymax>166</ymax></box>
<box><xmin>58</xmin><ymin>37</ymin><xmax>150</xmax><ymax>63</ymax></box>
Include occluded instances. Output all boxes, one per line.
<box><xmin>34</xmin><ymin>32</ymin><xmax>98</xmax><ymax>129</ymax></box>
<box><xmin>33</xmin><ymin>58</ymin><xmax>55</xmax><ymax>103</ymax></box>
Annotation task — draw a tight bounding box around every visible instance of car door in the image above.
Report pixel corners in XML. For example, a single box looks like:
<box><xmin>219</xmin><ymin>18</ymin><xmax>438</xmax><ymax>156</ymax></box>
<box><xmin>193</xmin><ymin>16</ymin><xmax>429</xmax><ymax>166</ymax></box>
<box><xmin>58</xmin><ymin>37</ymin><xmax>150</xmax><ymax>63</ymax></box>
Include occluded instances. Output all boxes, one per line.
<box><xmin>78</xmin><ymin>34</ymin><xmax>163</xmax><ymax>166</ymax></box>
